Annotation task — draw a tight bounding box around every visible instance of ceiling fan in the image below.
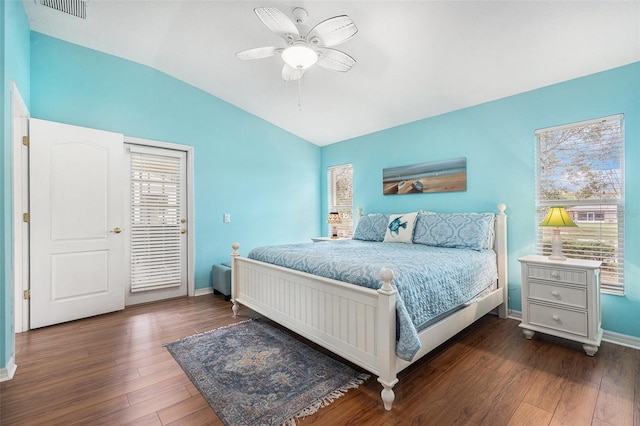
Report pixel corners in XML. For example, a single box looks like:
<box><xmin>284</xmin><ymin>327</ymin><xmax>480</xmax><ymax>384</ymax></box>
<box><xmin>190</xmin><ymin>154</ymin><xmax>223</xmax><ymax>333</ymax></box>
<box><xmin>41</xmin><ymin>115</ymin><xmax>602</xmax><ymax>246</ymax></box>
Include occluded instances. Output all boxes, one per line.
<box><xmin>236</xmin><ymin>7</ymin><xmax>358</xmax><ymax>81</ymax></box>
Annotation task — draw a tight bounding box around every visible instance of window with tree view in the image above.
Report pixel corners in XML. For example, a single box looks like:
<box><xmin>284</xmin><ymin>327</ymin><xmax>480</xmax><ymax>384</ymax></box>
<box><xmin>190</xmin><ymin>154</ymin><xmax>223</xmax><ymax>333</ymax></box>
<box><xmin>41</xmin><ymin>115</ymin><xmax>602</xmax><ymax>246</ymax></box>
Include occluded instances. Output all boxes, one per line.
<box><xmin>327</xmin><ymin>164</ymin><xmax>353</xmax><ymax>237</ymax></box>
<box><xmin>536</xmin><ymin>114</ymin><xmax>624</xmax><ymax>294</ymax></box>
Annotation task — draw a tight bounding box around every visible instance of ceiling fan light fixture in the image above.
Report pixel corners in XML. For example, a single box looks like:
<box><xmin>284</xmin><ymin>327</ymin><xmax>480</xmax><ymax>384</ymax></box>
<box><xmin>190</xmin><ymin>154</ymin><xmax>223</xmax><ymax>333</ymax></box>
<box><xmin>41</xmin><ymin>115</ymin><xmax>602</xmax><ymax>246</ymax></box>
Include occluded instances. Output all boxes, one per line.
<box><xmin>238</xmin><ymin>7</ymin><xmax>357</xmax><ymax>82</ymax></box>
<box><xmin>282</xmin><ymin>43</ymin><xmax>318</xmax><ymax>70</ymax></box>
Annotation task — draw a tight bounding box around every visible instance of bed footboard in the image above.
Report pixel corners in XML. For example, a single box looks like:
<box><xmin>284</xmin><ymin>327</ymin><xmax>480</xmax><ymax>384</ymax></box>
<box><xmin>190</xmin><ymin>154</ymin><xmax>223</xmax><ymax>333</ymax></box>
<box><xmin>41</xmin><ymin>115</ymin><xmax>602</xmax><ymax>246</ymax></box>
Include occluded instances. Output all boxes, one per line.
<box><xmin>230</xmin><ymin>244</ymin><xmax>399</xmax><ymax>409</ymax></box>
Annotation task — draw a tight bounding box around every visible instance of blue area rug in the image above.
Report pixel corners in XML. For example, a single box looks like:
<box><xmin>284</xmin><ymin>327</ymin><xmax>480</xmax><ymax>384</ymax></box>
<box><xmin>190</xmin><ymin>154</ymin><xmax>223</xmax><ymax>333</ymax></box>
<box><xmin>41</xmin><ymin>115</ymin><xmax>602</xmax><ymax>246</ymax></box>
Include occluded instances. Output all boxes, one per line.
<box><xmin>164</xmin><ymin>320</ymin><xmax>369</xmax><ymax>425</ymax></box>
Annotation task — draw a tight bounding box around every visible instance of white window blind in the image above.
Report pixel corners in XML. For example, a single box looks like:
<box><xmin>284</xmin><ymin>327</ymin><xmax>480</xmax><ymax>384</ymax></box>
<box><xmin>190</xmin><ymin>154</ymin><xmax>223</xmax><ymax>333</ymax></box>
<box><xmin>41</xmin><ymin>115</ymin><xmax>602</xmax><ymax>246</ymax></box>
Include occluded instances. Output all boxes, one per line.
<box><xmin>130</xmin><ymin>149</ymin><xmax>183</xmax><ymax>292</ymax></box>
<box><xmin>327</xmin><ymin>163</ymin><xmax>354</xmax><ymax>237</ymax></box>
<box><xmin>536</xmin><ymin>114</ymin><xmax>624</xmax><ymax>294</ymax></box>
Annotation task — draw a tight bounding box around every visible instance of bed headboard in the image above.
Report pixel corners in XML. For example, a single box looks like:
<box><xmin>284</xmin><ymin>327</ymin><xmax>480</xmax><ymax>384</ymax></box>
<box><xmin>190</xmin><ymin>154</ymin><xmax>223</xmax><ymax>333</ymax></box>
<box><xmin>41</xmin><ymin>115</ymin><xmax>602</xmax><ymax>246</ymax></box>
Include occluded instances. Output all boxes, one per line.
<box><xmin>354</xmin><ymin>204</ymin><xmax>508</xmax><ymax>318</ymax></box>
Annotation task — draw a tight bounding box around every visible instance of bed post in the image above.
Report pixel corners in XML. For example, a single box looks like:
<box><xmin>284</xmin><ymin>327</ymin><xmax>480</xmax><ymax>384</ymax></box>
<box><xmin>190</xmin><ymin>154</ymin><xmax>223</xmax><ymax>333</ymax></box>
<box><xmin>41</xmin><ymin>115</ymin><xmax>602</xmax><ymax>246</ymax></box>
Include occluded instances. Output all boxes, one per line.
<box><xmin>495</xmin><ymin>204</ymin><xmax>508</xmax><ymax>319</ymax></box>
<box><xmin>231</xmin><ymin>242</ymin><xmax>240</xmax><ymax>317</ymax></box>
<box><xmin>377</xmin><ymin>267</ymin><xmax>399</xmax><ymax>411</ymax></box>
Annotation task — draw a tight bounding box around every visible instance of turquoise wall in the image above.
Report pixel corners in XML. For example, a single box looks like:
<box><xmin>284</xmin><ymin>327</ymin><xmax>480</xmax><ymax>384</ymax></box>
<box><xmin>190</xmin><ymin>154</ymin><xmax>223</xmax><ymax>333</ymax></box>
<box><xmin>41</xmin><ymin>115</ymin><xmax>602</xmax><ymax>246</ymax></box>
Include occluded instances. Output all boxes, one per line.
<box><xmin>321</xmin><ymin>62</ymin><xmax>640</xmax><ymax>338</ymax></box>
<box><xmin>1</xmin><ymin>0</ymin><xmax>638</xmax><ymax>376</ymax></box>
<box><xmin>1</xmin><ymin>0</ymin><xmax>30</xmax><ymax>373</ymax></box>
<box><xmin>29</xmin><ymin>32</ymin><xmax>321</xmax><ymax>289</ymax></box>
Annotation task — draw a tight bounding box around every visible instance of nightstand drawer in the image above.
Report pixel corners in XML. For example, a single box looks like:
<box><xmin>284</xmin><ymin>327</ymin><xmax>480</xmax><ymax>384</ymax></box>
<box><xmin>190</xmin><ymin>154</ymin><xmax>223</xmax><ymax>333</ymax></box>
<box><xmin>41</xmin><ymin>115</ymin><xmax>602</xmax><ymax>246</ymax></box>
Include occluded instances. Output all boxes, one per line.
<box><xmin>528</xmin><ymin>281</ymin><xmax>587</xmax><ymax>309</ymax></box>
<box><xmin>526</xmin><ymin>265</ymin><xmax>587</xmax><ymax>286</ymax></box>
<box><xmin>528</xmin><ymin>303</ymin><xmax>588</xmax><ymax>337</ymax></box>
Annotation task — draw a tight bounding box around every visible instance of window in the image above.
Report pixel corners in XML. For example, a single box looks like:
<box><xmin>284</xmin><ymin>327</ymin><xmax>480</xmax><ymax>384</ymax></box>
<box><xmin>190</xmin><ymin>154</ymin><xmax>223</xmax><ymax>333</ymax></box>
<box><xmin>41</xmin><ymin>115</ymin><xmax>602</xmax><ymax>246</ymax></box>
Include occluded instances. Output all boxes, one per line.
<box><xmin>536</xmin><ymin>114</ymin><xmax>624</xmax><ymax>294</ymax></box>
<box><xmin>327</xmin><ymin>163</ymin><xmax>353</xmax><ymax>237</ymax></box>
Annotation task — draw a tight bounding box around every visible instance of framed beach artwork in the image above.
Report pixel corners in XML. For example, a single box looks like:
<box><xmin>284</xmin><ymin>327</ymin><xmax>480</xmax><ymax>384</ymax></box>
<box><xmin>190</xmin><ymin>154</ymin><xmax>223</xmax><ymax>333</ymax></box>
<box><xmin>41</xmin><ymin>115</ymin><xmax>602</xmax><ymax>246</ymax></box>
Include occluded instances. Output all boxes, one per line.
<box><xmin>383</xmin><ymin>157</ymin><xmax>467</xmax><ymax>195</ymax></box>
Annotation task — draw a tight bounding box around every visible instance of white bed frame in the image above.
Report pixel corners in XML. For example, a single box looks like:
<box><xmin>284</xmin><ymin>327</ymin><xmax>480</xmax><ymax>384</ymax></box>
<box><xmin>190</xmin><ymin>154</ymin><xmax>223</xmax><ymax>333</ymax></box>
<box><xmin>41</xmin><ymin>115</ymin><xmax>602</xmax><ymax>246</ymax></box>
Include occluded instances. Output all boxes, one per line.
<box><xmin>230</xmin><ymin>204</ymin><xmax>508</xmax><ymax>410</ymax></box>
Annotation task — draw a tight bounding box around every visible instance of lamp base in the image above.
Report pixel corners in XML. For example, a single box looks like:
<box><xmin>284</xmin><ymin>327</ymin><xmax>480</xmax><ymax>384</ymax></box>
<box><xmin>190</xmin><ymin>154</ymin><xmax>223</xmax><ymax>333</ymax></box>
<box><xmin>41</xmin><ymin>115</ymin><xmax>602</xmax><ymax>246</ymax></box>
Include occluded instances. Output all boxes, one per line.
<box><xmin>548</xmin><ymin>254</ymin><xmax>567</xmax><ymax>261</ymax></box>
<box><xmin>549</xmin><ymin>228</ymin><xmax>566</xmax><ymax>261</ymax></box>
<box><xmin>332</xmin><ymin>225</ymin><xmax>338</xmax><ymax>238</ymax></box>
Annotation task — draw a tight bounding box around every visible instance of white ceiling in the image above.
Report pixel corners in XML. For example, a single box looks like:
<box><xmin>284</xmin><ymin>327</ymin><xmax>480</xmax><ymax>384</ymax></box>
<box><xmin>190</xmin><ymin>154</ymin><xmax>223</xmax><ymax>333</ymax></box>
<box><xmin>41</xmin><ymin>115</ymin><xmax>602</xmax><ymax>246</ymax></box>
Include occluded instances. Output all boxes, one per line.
<box><xmin>22</xmin><ymin>1</ymin><xmax>640</xmax><ymax>146</ymax></box>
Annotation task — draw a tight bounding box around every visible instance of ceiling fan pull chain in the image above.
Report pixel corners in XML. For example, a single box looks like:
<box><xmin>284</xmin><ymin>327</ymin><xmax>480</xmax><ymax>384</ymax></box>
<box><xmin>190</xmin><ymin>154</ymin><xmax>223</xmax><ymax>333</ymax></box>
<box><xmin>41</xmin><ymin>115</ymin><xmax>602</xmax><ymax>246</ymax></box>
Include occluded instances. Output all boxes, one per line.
<box><xmin>297</xmin><ymin>78</ymin><xmax>303</xmax><ymax>111</ymax></box>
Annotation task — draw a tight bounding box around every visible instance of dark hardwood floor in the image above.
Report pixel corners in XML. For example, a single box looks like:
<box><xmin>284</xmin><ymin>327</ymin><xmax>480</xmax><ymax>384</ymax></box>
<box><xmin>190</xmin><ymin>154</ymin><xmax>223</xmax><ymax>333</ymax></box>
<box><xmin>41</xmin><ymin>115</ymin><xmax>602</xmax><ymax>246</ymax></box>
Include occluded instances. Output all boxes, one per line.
<box><xmin>1</xmin><ymin>294</ymin><xmax>638</xmax><ymax>425</ymax></box>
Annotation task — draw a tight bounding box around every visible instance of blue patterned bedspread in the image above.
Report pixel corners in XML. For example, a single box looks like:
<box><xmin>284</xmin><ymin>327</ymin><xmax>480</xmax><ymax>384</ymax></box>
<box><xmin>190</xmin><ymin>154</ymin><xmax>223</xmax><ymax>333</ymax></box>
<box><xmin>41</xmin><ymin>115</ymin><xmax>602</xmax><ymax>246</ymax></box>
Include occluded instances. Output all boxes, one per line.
<box><xmin>247</xmin><ymin>240</ymin><xmax>498</xmax><ymax>361</ymax></box>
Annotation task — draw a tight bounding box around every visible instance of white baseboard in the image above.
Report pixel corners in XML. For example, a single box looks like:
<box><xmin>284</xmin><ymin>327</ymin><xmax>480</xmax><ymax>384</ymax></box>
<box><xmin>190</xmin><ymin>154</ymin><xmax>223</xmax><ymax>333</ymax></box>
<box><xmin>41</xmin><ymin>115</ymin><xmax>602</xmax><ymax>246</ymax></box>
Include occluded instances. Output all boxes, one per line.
<box><xmin>0</xmin><ymin>357</ymin><xmax>17</xmax><ymax>382</ymax></box>
<box><xmin>507</xmin><ymin>309</ymin><xmax>640</xmax><ymax>350</ymax></box>
<box><xmin>195</xmin><ymin>287</ymin><xmax>214</xmax><ymax>297</ymax></box>
<box><xmin>602</xmin><ymin>330</ymin><xmax>640</xmax><ymax>350</ymax></box>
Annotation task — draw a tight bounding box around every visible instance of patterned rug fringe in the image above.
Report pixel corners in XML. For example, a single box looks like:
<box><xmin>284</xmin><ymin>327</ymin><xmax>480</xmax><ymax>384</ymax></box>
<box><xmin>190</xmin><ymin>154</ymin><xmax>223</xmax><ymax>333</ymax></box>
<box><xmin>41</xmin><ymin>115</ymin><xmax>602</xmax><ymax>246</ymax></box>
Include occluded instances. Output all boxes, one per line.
<box><xmin>283</xmin><ymin>372</ymin><xmax>371</xmax><ymax>426</ymax></box>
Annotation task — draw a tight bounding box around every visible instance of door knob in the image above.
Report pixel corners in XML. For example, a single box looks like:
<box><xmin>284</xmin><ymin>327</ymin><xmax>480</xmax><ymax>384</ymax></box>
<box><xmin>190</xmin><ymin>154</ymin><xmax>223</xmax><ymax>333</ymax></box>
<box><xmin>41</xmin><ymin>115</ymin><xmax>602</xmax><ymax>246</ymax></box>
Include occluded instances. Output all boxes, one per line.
<box><xmin>110</xmin><ymin>227</ymin><xmax>122</xmax><ymax>234</ymax></box>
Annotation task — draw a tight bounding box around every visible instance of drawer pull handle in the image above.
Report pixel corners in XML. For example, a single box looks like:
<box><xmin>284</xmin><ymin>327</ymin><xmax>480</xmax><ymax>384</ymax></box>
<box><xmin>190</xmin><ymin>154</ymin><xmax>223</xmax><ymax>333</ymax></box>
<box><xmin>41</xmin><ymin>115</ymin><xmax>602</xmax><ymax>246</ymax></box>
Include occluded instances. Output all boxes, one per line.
<box><xmin>550</xmin><ymin>271</ymin><xmax>560</xmax><ymax>279</ymax></box>
<box><xmin>551</xmin><ymin>291</ymin><xmax>560</xmax><ymax>297</ymax></box>
<box><xmin>552</xmin><ymin>314</ymin><xmax>560</xmax><ymax>321</ymax></box>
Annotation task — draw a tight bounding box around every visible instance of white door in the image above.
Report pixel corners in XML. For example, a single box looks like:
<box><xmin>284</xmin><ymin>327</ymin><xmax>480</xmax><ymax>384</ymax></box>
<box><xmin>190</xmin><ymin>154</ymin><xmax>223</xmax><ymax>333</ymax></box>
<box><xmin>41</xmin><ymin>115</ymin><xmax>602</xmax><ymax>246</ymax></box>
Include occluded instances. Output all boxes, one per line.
<box><xmin>125</xmin><ymin>145</ymin><xmax>188</xmax><ymax>305</ymax></box>
<box><xmin>29</xmin><ymin>118</ymin><xmax>125</xmax><ymax>329</ymax></box>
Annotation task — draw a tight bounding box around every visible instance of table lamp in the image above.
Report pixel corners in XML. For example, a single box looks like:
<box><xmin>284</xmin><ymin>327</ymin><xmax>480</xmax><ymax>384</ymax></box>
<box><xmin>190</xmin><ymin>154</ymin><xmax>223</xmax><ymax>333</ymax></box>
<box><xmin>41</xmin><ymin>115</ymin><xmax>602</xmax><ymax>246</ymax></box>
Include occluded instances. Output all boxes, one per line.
<box><xmin>327</xmin><ymin>212</ymin><xmax>342</xmax><ymax>238</ymax></box>
<box><xmin>539</xmin><ymin>206</ymin><xmax>578</xmax><ymax>261</ymax></box>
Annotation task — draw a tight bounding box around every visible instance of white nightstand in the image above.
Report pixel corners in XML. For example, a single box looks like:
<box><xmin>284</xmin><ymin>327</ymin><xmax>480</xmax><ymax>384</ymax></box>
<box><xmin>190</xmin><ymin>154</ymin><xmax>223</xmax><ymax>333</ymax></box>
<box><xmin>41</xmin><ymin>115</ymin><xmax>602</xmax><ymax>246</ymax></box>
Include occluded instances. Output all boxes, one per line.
<box><xmin>518</xmin><ymin>255</ymin><xmax>602</xmax><ymax>356</ymax></box>
<box><xmin>311</xmin><ymin>236</ymin><xmax>350</xmax><ymax>242</ymax></box>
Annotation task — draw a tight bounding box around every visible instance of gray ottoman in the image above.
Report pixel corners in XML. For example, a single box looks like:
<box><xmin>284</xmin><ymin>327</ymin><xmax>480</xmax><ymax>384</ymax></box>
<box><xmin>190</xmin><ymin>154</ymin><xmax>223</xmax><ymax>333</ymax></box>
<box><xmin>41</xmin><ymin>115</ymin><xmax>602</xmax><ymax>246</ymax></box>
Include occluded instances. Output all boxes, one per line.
<box><xmin>212</xmin><ymin>262</ymin><xmax>231</xmax><ymax>300</ymax></box>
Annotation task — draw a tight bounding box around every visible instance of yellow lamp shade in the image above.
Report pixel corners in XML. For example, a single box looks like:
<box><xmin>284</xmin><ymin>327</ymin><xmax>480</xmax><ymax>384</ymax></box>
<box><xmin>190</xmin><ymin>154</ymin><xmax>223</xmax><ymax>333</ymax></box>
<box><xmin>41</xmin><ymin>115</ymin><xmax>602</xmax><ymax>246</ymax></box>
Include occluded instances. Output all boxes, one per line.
<box><xmin>539</xmin><ymin>206</ymin><xmax>577</xmax><ymax>261</ymax></box>
<box><xmin>539</xmin><ymin>207</ymin><xmax>578</xmax><ymax>227</ymax></box>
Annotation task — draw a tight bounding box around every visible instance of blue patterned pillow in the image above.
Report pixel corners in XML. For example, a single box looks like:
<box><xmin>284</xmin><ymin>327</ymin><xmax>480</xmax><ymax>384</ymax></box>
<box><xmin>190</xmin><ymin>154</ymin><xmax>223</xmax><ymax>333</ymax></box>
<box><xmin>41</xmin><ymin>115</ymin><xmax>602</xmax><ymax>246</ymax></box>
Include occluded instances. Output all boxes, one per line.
<box><xmin>413</xmin><ymin>212</ymin><xmax>495</xmax><ymax>251</ymax></box>
<box><xmin>412</xmin><ymin>211</ymin><xmax>434</xmax><ymax>241</ymax></box>
<box><xmin>353</xmin><ymin>214</ymin><xmax>390</xmax><ymax>242</ymax></box>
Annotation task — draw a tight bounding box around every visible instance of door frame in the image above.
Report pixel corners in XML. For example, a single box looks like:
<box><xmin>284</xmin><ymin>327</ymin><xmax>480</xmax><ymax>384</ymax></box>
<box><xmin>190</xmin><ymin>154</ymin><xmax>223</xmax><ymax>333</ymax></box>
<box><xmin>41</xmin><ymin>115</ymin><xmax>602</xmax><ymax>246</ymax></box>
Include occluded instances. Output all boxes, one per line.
<box><xmin>12</xmin><ymin>129</ymin><xmax>195</xmax><ymax>332</ymax></box>
<box><xmin>11</xmin><ymin>82</ymin><xmax>29</xmax><ymax>335</ymax></box>
<box><xmin>124</xmin><ymin>136</ymin><xmax>195</xmax><ymax>299</ymax></box>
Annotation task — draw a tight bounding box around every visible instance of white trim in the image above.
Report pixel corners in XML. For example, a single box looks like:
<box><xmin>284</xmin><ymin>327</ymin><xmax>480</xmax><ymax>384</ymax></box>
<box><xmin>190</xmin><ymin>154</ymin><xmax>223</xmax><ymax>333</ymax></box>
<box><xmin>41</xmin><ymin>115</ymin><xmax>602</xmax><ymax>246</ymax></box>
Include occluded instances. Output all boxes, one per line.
<box><xmin>602</xmin><ymin>330</ymin><xmax>640</xmax><ymax>350</ymax></box>
<box><xmin>11</xmin><ymin>82</ymin><xmax>30</xmax><ymax>335</ymax></box>
<box><xmin>509</xmin><ymin>309</ymin><xmax>639</xmax><ymax>350</ymax></box>
<box><xmin>534</xmin><ymin>113</ymin><xmax>623</xmax><ymax>134</ymax></box>
<box><xmin>125</xmin><ymin>136</ymin><xmax>193</xmax><ymax>153</ymax></box>
<box><xmin>124</xmin><ymin>136</ymin><xmax>195</xmax><ymax>298</ymax></box>
<box><xmin>195</xmin><ymin>287</ymin><xmax>214</xmax><ymax>297</ymax></box>
<box><xmin>508</xmin><ymin>310</ymin><xmax>522</xmax><ymax>321</ymax></box>
<box><xmin>0</xmin><ymin>356</ymin><xmax>17</xmax><ymax>382</ymax></box>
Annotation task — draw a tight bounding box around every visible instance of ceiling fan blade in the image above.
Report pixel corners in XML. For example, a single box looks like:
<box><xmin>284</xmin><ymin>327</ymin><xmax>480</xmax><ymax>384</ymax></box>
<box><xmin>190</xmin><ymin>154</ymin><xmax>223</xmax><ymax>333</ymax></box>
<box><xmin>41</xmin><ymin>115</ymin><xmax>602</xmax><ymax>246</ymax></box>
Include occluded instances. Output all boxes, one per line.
<box><xmin>306</xmin><ymin>15</ymin><xmax>357</xmax><ymax>47</ymax></box>
<box><xmin>315</xmin><ymin>48</ymin><xmax>356</xmax><ymax>72</ymax></box>
<box><xmin>282</xmin><ymin>64</ymin><xmax>304</xmax><ymax>81</ymax></box>
<box><xmin>254</xmin><ymin>7</ymin><xmax>300</xmax><ymax>42</ymax></box>
<box><xmin>236</xmin><ymin>46</ymin><xmax>282</xmax><ymax>61</ymax></box>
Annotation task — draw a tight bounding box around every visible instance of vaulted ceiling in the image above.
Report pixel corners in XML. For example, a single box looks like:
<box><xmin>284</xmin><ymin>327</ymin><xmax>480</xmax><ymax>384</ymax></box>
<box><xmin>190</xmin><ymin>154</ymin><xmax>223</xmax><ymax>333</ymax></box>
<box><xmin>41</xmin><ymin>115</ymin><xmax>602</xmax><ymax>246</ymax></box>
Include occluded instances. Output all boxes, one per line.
<box><xmin>22</xmin><ymin>1</ymin><xmax>640</xmax><ymax>146</ymax></box>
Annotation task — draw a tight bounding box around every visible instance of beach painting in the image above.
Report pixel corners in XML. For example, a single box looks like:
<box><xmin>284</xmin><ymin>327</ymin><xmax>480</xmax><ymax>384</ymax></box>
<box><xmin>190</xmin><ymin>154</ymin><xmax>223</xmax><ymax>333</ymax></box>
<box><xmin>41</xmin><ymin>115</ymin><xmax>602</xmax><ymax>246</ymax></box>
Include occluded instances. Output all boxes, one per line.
<box><xmin>383</xmin><ymin>157</ymin><xmax>467</xmax><ymax>195</ymax></box>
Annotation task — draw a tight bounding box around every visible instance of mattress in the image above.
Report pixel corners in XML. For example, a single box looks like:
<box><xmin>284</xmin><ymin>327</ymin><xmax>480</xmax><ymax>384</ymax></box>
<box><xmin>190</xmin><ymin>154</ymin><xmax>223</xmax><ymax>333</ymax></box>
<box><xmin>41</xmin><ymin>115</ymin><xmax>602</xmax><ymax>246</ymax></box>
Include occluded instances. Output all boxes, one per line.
<box><xmin>248</xmin><ymin>239</ymin><xmax>498</xmax><ymax>360</ymax></box>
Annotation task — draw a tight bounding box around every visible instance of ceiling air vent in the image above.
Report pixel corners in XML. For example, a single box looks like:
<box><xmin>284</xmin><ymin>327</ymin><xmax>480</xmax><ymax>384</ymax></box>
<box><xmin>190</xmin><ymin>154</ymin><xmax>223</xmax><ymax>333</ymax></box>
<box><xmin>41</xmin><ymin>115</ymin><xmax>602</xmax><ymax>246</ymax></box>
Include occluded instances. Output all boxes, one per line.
<box><xmin>40</xmin><ymin>0</ymin><xmax>87</xmax><ymax>19</ymax></box>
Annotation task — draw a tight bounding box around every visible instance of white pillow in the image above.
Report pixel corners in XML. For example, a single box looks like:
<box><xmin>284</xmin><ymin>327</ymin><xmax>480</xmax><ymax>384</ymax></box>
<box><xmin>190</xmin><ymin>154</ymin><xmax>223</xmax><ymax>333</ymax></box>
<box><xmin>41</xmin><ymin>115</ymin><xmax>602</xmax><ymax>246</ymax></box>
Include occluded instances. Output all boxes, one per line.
<box><xmin>383</xmin><ymin>212</ymin><xmax>418</xmax><ymax>243</ymax></box>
